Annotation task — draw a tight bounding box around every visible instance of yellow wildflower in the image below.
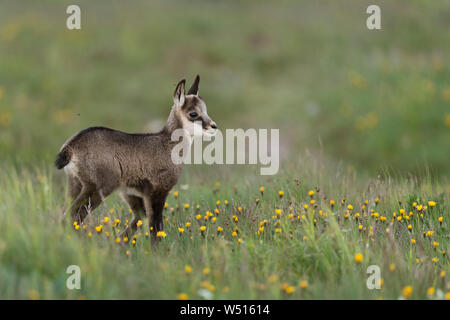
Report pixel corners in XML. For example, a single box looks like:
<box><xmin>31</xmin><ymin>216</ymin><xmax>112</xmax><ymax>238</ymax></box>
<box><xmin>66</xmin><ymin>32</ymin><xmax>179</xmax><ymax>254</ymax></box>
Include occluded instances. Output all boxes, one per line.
<box><xmin>177</xmin><ymin>293</ymin><xmax>188</xmax><ymax>300</ymax></box>
<box><xmin>284</xmin><ymin>285</ymin><xmax>295</xmax><ymax>294</ymax></box>
<box><xmin>402</xmin><ymin>286</ymin><xmax>413</xmax><ymax>299</ymax></box>
<box><xmin>156</xmin><ymin>231</ymin><xmax>166</xmax><ymax>238</ymax></box>
<box><xmin>200</xmin><ymin>281</ymin><xmax>215</xmax><ymax>292</ymax></box>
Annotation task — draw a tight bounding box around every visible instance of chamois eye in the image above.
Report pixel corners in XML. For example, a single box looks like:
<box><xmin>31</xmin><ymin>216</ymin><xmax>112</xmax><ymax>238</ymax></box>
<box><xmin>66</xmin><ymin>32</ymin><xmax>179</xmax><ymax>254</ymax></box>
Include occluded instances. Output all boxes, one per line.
<box><xmin>189</xmin><ymin>111</ymin><xmax>198</xmax><ymax>118</ymax></box>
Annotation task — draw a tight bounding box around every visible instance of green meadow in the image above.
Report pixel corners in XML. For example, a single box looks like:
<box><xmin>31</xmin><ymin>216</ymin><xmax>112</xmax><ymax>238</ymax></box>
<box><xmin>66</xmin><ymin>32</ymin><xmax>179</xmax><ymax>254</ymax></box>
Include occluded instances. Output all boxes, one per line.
<box><xmin>0</xmin><ymin>0</ymin><xmax>448</xmax><ymax>299</ymax></box>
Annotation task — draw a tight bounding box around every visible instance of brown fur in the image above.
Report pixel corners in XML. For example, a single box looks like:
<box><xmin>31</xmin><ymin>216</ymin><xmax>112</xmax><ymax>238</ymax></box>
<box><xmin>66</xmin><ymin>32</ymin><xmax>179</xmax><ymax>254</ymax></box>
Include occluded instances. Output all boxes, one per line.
<box><xmin>55</xmin><ymin>76</ymin><xmax>217</xmax><ymax>242</ymax></box>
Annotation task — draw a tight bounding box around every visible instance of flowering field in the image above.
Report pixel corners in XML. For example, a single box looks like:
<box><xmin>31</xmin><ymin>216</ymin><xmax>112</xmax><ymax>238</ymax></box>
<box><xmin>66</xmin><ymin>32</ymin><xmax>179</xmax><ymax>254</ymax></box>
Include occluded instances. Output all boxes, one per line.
<box><xmin>0</xmin><ymin>156</ymin><xmax>448</xmax><ymax>300</ymax></box>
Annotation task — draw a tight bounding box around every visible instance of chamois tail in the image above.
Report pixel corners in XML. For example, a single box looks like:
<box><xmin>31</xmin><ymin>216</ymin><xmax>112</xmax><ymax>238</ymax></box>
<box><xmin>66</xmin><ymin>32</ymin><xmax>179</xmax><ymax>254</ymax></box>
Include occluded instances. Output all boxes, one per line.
<box><xmin>55</xmin><ymin>148</ymin><xmax>72</xmax><ymax>169</ymax></box>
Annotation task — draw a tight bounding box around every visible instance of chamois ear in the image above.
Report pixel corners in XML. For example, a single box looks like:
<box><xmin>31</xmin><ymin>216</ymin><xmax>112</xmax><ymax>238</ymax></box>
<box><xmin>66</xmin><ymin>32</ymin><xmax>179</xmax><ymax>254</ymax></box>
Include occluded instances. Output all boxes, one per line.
<box><xmin>173</xmin><ymin>79</ymin><xmax>186</xmax><ymax>107</ymax></box>
<box><xmin>187</xmin><ymin>74</ymin><xmax>200</xmax><ymax>95</ymax></box>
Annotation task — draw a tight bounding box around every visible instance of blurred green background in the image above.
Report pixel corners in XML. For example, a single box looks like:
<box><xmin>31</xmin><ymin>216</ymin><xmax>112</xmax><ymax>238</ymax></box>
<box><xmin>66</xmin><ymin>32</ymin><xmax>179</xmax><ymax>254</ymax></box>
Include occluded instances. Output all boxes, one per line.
<box><xmin>0</xmin><ymin>0</ymin><xmax>449</xmax><ymax>176</ymax></box>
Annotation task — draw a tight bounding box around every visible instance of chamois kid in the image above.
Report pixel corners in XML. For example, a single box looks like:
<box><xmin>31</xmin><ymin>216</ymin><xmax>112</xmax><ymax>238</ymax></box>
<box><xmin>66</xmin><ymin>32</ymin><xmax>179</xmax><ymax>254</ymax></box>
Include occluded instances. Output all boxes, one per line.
<box><xmin>55</xmin><ymin>76</ymin><xmax>217</xmax><ymax>241</ymax></box>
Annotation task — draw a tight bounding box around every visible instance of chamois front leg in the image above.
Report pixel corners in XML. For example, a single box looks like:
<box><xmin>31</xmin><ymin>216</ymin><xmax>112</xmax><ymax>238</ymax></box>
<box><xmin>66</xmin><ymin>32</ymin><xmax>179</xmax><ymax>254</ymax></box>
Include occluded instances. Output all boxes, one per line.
<box><xmin>146</xmin><ymin>194</ymin><xmax>166</xmax><ymax>246</ymax></box>
<box><xmin>142</xmin><ymin>195</ymin><xmax>158</xmax><ymax>244</ymax></box>
<box><xmin>151</xmin><ymin>198</ymin><xmax>165</xmax><ymax>233</ymax></box>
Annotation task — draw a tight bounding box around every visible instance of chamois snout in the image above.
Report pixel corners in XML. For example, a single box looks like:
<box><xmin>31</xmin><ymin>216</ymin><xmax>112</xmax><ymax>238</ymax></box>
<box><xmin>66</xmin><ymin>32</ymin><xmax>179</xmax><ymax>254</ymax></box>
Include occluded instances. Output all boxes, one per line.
<box><xmin>201</xmin><ymin>114</ymin><xmax>218</xmax><ymax>136</ymax></box>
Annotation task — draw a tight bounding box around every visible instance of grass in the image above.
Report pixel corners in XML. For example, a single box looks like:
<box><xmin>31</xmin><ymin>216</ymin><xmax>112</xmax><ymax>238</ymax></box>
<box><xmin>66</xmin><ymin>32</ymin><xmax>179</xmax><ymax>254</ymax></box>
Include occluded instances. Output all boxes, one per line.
<box><xmin>0</xmin><ymin>155</ymin><xmax>448</xmax><ymax>299</ymax></box>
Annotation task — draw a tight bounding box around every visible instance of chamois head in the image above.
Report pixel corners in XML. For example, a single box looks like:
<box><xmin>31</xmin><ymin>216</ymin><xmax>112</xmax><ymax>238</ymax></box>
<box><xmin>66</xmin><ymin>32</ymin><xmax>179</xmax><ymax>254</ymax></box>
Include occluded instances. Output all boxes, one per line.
<box><xmin>173</xmin><ymin>75</ymin><xmax>218</xmax><ymax>137</ymax></box>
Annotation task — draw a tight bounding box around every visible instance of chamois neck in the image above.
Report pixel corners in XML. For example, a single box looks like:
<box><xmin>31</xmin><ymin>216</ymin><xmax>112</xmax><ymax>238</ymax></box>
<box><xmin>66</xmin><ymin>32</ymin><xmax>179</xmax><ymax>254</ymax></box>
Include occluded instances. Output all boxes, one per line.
<box><xmin>160</xmin><ymin>105</ymin><xmax>193</xmax><ymax>150</ymax></box>
<box><xmin>161</xmin><ymin>106</ymin><xmax>182</xmax><ymax>136</ymax></box>
<box><xmin>158</xmin><ymin>106</ymin><xmax>192</xmax><ymax>164</ymax></box>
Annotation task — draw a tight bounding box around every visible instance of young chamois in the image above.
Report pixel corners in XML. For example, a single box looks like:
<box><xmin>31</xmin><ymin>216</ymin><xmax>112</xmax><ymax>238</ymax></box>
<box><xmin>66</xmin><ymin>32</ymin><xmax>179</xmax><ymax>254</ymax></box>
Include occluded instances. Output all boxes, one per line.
<box><xmin>55</xmin><ymin>75</ymin><xmax>217</xmax><ymax>241</ymax></box>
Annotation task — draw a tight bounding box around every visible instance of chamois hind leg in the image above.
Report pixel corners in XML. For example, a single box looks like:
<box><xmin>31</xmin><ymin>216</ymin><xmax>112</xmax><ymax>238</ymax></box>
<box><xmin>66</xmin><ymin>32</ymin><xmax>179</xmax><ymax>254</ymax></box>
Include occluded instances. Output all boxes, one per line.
<box><xmin>120</xmin><ymin>194</ymin><xmax>146</xmax><ymax>239</ymax></box>
<box><xmin>76</xmin><ymin>191</ymin><xmax>103</xmax><ymax>224</ymax></box>
<box><xmin>67</xmin><ymin>175</ymin><xmax>82</xmax><ymax>203</ymax></box>
<box><xmin>68</xmin><ymin>185</ymin><xmax>102</xmax><ymax>224</ymax></box>
<box><xmin>62</xmin><ymin>175</ymin><xmax>82</xmax><ymax>222</ymax></box>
